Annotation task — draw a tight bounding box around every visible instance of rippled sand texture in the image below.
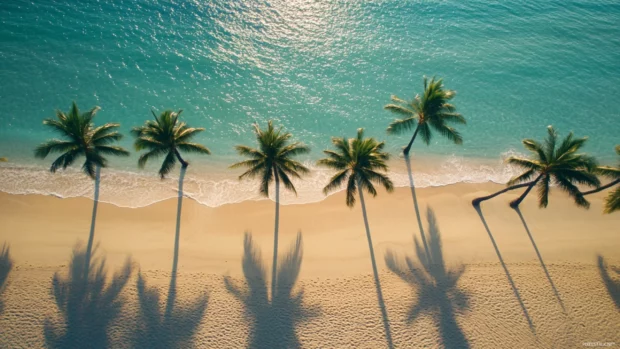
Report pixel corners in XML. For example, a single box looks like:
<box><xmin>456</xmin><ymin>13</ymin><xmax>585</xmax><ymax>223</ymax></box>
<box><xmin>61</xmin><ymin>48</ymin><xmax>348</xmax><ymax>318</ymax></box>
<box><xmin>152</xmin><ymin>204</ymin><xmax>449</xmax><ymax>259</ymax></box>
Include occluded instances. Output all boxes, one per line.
<box><xmin>0</xmin><ymin>182</ymin><xmax>618</xmax><ymax>348</ymax></box>
<box><xmin>0</xmin><ymin>261</ymin><xmax>618</xmax><ymax>348</ymax></box>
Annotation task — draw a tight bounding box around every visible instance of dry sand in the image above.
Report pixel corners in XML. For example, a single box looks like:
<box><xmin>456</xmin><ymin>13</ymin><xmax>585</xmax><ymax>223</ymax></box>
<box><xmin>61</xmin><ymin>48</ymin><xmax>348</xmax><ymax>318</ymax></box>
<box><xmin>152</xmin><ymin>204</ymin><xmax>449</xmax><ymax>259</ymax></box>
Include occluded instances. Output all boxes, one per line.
<box><xmin>0</xmin><ymin>182</ymin><xmax>618</xmax><ymax>348</ymax></box>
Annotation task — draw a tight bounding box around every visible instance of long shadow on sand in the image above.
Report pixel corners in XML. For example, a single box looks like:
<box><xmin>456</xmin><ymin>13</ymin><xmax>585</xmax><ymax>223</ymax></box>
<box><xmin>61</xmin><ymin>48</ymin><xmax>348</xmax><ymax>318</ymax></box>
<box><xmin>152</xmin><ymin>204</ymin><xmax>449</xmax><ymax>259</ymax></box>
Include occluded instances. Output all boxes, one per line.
<box><xmin>385</xmin><ymin>207</ymin><xmax>470</xmax><ymax>349</ymax></box>
<box><xmin>474</xmin><ymin>207</ymin><xmax>535</xmax><ymax>333</ymax></box>
<box><xmin>597</xmin><ymin>255</ymin><xmax>620</xmax><ymax>310</ymax></box>
<box><xmin>224</xmin><ymin>232</ymin><xmax>319</xmax><ymax>349</ymax></box>
<box><xmin>405</xmin><ymin>156</ymin><xmax>431</xmax><ymax>265</ymax></box>
<box><xmin>0</xmin><ymin>243</ymin><xmax>13</xmax><ymax>315</ymax></box>
<box><xmin>44</xmin><ymin>243</ymin><xmax>133</xmax><ymax>349</ymax></box>
<box><xmin>514</xmin><ymin>208</ymin><xmax>565</xmax><ymax>312</ymax></box>
<box><xmin>132</xmin><ymin>271</ymin><xmax>208</xmax><ymax>349</ymax></box>
<box><xmin>132</xmin><ymin>165</ymin><xmax>208</xmax><ymax>349</ymax></box>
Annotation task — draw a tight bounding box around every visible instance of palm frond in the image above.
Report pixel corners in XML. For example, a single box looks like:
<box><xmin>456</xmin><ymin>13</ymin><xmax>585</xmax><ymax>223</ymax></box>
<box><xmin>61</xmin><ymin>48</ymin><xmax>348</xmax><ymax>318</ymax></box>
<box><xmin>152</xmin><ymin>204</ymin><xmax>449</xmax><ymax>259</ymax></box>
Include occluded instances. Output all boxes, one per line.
<box><xmin>276</xmin><ymin>168</ymin><xmax>297</xmax><ymax>196</ymax></box>
<box><xmin>386</xmin><ymin>117</ymin><xmax>417</xmax><ymax>135</ymax></box>
<box><xmin>138</xmin><ymin>148</ymin><xmax>168</xmax><ymax>169</ymax></box>
<box><xmin>595</xmin><ymin>165</ymin><xmax>620</xmax><ymax>180</ymax></box>
<box><xmin>506</xmin><ymin>157</ymin><xmax>543</xmax><ymax>171</ymax></box>
<box><xmin>506</xmin><ymin>169</ymin><xmax>536</xmax><ymax>186</ymax></box>
<box><xmin>177</xmin><ymin>142</ymin><xmax>211</xmax><ymax>154</ymax></box>
<box><xmin>604</xmin><ymin>186</ymin><xmax>620</xmax><ymax>214</ymax></box>
<box><xmin>158</xmin><ymin>151</ymin><xmax>177</xmax><ymax>179</ymax></box>
<box><xmin>555</xmin><ymin>175</ymin><xmax>590</xmax><ymax>208</ymax></box>
<box><xmin>34</xmin><ymin>140</ymin><xmax>78</xmax><ymax>159</ymax></box>
<box><xmin>50</xmin><ymin>149</ymin><xmax>82</xmax><ymax>173</ymax></box>
<box><xmin>259</xmin><ymin>167</ymin><xmax>274</xmax><ymax>197</ymax></box>
<box><xmin>418</xmin><ymin>123</ymin><xmax>432</xmax><ymax>145</ymax></box>
<box><xmin>323</xmin><ymin>169</ymin><xmax>349</xmax><ymax>195</ymax></box>
<box><xmin>522</xmin><ymin>139</ymin><xmax>547</xmax><ymax>162</ymax></box>
<box><xmin>238</xmin><ymin>162</ymin><xmax>266</xmax><ymax>180</ymax></box>
<box><xmin>345</xmin><ymin>175</ymin><xmax>357</xmax><ymax>207</ymax></box>
<box><xmin>430</xmin><ymin>122</ymin><xmax>463</xmax><ymax>145</ymax></box>
<box><xmin>95</xmin><ymin>145</ymin><xmax>130</xmax><ymax>157</ymax></box>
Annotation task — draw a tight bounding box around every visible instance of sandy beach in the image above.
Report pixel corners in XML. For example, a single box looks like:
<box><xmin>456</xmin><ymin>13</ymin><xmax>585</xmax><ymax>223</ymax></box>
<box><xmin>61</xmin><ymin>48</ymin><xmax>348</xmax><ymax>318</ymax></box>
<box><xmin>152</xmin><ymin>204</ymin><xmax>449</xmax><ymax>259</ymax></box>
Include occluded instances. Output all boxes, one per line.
<box><xmin>0</xmin><ymin>182</ymin><xmax>618</xmax><ymax>348</ymax></box>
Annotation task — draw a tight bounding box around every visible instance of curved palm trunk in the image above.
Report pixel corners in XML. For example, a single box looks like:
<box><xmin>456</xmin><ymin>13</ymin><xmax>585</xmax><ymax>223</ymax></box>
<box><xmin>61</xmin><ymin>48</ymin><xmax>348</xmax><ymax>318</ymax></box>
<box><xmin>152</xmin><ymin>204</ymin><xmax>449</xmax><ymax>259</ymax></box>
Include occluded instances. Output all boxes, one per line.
<box><xmin>271</xmin><ymin>170</ymin><xmax>280</xmax><ymax>301</ymax></box>
<box><xmin>357</xmin><ymin>181</ymin><xmax>394</xmax><ymax>349</ymax></box>
<box><xmin>403</xmin><ymin>124</ymin><xmax>421</xmax><ymax>156</ymax></box>
<box><xmin>404</xmin><ymin>156</ymin><xmax>431</xmax><ymax>266</ymax></box>
<box><xmin>472</xmin><ymin>182</ymin><xmax>533</xmax><ymax>207</ymax></box>
<box><xmin>582</xmin><ymin>178</ymin><xmax>620</xmax><ymax>195</ymax></box>
<box><xmin>509</xmin><ymin>175</ymin><xmax>542</xmax><ymax>209</ymax></box>
<box><xmin>174</xmin><ymin>149</ymin><xmax>189</xmax><ymax>168</ymax></box>
<box><xmin>84</xmin><ymin>164</ymin><xmax>101</xmax><ymax>279</ymax></box>
<box><xmin>165</xmin><ymin>165</ymin><xmax>186</xmax><ymax>319</ymax></box>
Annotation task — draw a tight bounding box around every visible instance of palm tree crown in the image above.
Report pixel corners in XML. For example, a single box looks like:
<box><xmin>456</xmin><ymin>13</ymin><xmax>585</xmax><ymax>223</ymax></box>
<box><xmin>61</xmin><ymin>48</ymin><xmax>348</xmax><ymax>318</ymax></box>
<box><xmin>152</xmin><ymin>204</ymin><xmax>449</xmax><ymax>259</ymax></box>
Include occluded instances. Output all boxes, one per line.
<box><xmin>385</xmin><ymin>77</ymin><xmax>465</xmax><ymax>153</ymax></box>
<box><xmin>230</xmin><ymin>120</ymin><xmax>310</xmax><ymax>196</ymax></box>
<box><xmin>132</xmin><ymin>109</ymin><xmax>210</xmax><ymax>178</ymax></box>
<box><xmin>591</xmin><ymin>145</ymin><xmax>620</xmax><ymax>213</ymax></box>
<box><xmin>35</xmin><ymin>102</ymin><xmax>129</xmax><ymax>179</ymax></box>
<box><xmin>318</xmin><ymin>128</ymin><xmax>394</xmax><ymax>207</ymax></box>
<box><xmin>506</xmin><ymin>126</ymin><xmax>599</xmax><ymax>208</ymax></box>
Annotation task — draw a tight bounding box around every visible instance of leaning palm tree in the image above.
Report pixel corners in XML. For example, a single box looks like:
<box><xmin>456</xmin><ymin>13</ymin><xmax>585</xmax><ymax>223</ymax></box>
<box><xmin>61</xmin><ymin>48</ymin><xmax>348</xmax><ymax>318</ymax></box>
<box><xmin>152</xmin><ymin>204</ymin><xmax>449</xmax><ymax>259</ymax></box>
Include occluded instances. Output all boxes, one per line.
<box><xmin>132</xmin><ymin>109</ymin><xmax>210</xmax><ymax>304</ymax></box>
<box><xmin>385</xmin><ymin>76</ymin><xmax>465</xmax><ymax>155</ymax></box>
<box><xmin>34</xmin><ymin>102</ymin><xmax>129</xmax><ymax>267</ymax></box>
<box><xmin>583</xmin><ymin>145</ymin><xmax>620</xmax><ymax>213</ymax></box>
<box><xmin>472</xmin><ymin>126</ymin><xmax>600</xmax><ymax>208</ymax></box>
<box><xmin>318</xmin><ymin>128</ymin><xmax>395</xmax><ymax>348</ymax></box>
<box><xmin>230</xmin><ymin>120</ymin><xmax>309</xmax><ymax>300</ymax></box>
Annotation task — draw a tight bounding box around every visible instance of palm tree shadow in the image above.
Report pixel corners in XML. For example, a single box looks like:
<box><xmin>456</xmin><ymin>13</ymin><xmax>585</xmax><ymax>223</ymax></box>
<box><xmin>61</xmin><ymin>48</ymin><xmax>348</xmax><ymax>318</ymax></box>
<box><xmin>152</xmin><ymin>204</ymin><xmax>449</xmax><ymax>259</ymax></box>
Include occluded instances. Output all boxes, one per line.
<box><xmin>0</xmin><ymin>243</ymin><xmax>13</xmax><ymax>315</ymax></box>
<box><xmin>514</xmin><ymin>208</ymin><xmax>565</xmax><ymax>312</ymax></box>
<box><xmin>597</xmin><ymin>255</ymin><xmax>620</xmax><ymax>310</ymax></box>
<box><xmin>224</xmin><ymin>232</ymin><xmax>319</xmax><ymax>349</ymax></box>
<box><xmin>405</xmin><ymin>155</ymin><xmax>431</xmax><ymax>265</ymax></box>
<box><xmin>386</xmin><ymin>207</ymin><xmax>470</xmax><ymax>349</ymax></box>
<box><xmin>474</xmin><ymin>207</ymin><xmax>535</xmax><ymax>333</ymax></box>
<box><xmin>132</xmin><ymin>271</ymin><xmax>208</xmax><ymax>349</ymax></box>
<box><xmin>132</xmin><ymin>163</ymin><xmax>208</xmax><ymax>349</ymax></box>
<box><xmin>43</xmin><ymin>243</ymin><xmax>133</xmax><ymax>349</ymax></box>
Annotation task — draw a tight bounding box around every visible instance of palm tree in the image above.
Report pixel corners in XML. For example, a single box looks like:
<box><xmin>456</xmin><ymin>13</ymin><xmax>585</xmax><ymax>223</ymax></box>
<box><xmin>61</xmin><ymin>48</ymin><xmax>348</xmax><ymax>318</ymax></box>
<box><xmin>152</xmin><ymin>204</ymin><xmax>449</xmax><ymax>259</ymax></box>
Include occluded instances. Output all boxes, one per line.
<box><xmin>34</xmin><ymin>102</ymin><xmax>129</xmax><ymax>267</ymax></box>
<box><xmin>132</xmin><ymin>109</ymin><xmax>210</xmax><ymax>178</ymax></box>
<box><xmin>385</xmin><ymin>76</ymin><xmax>465</xmax><ymax>156</ymax></box>
<box><xmin>583</xmin><ymin>145</ymin><xmax>620</xmax><ymax>213</ymax></box>
<box><xmin>318</xmin><ymin>128</ymin><xmax>395</xmax><ymax>349</ymax></box>
<box><xmin>230</xmin><ymin>120</ymin><xmax>309</xmax><ymax>300</ymax></box>
<box><xmin>132</xmin><ymin>109</ymin><xmax>210</xmax><ymax>307</ymax></box>
<box><xmin>472</xmin><ymin>126</ymin><xmax>600</xmax><ymax>208</ymax></box>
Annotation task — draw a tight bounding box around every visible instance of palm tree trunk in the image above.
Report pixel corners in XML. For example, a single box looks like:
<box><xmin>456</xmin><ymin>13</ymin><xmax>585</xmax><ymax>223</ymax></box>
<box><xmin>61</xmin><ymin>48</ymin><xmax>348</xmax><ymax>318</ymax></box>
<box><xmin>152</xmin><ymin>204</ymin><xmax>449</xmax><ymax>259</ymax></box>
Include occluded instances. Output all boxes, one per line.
<box><xmin>174</xmin><ymin>149</ymin><xmax>189</xmax><ymax>168</ymax></box>
<box><xmin>84</xmin><ymin>164</ymin><xmax>101</xmax><ymax>279</ymax></box>
<box><xmin>165</xmin><ymin>165</ymin><xmax>186</xmax><ymax>319</ymax></box>
<box><xmin>404</xmin><ymin>155</ymin><xmax>431</xmax><ymax>266</ymax></box>
<box><xmin>509</xmin><ymin>175</ymin><xmax>542</xmax><ymax>209</ymax></box>
<box><xmin>403</xmin><ymin>124</ymin><xmax>421</xmax><ymax>156</ymax></box>
<box><xmin>471</xmin><ymin>175</ymin><xmax>541</xmax><ymax>208</ymax></box>
<box><xmin>357</xmin><ymin>180</ymin><xmax>394</xmax><ymax>349</ymax></box>
<box><xmin>271</xmin><ymin>170</ymin><xmax>280</xmax><ymax>301</ymax></box>
<box><xmin>582</xmin><ymin>178</ymin><xmax>620</xmax><ymax>195</ymax></box>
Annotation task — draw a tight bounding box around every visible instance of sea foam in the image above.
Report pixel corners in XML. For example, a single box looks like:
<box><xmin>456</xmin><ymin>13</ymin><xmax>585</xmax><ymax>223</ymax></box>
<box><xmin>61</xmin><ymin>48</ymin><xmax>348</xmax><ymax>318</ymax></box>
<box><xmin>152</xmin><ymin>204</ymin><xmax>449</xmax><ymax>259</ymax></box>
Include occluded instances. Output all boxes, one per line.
<box><xmin>0</xmin><ymin>152</ymin><xmax>522</xmax><ymax>208</ymax></box>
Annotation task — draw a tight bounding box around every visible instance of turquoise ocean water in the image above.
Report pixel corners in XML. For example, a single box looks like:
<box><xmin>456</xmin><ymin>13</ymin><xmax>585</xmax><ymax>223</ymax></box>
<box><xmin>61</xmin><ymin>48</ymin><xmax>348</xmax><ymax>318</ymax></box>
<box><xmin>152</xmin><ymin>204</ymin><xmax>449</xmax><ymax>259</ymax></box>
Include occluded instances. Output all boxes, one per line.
<box><xmin>0</xmin><ymin>0</ymin><xmax>619</xmax><ymax>207</ymax></box>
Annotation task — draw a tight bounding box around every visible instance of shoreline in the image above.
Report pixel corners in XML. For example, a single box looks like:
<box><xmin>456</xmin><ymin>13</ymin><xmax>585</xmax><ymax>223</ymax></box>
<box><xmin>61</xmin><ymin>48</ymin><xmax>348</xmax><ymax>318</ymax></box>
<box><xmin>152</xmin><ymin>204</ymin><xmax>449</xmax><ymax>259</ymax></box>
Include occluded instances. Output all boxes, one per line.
<box><xmin>0</xmin><ymin>152</ymin><xmax>523</xmax><ymax>208</ymax></box>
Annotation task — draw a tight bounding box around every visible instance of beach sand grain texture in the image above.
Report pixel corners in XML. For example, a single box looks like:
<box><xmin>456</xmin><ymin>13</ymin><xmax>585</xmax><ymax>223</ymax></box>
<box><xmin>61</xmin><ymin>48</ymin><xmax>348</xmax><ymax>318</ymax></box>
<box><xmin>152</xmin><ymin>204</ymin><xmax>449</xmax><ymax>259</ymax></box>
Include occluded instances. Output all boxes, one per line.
<box><xmin>0</xmin><ymin>183</ymin><xmax>618</xmax><ymax>348</ymax></box>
